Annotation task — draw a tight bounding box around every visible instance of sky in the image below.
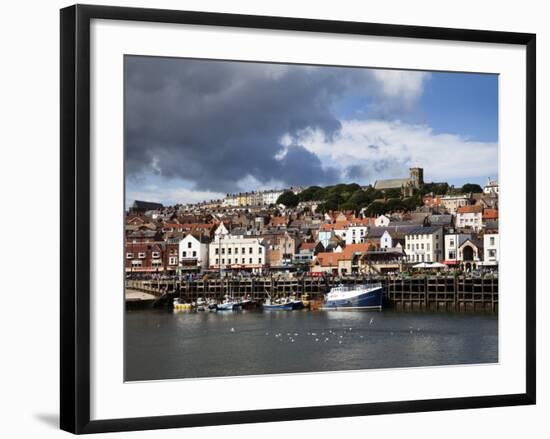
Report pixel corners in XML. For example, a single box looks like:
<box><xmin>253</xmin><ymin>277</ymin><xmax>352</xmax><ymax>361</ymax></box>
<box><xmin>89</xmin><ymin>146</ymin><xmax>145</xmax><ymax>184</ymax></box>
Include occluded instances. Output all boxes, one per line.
<box><xmin>125</xmin><ymin>56</ymin><xmax>498</xmax><ymax>207</ymax></box>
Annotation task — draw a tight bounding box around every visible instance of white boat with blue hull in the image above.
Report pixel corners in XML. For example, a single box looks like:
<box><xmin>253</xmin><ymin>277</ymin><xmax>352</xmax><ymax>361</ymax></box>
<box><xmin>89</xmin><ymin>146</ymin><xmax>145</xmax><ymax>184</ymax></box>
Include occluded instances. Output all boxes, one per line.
<box><xmin>323</xmin><ymin>283</ymin><xmax>384</xmax><ymax>310</ymax></box>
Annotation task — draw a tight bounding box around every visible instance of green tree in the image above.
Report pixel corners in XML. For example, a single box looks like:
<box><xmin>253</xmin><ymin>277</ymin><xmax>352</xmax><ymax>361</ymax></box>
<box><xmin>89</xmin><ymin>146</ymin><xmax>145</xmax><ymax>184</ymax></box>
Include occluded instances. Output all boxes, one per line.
<box><xmin>365</xmin><ymin>201</ymin><xmax>387</xmax><ymax>216</ymax></box>
<box><xmin>276</xmin><ymin>191</ymin><xmax>299</xmax><ymax>208</ymax></box>
<box><xmin>297</xmin><ymin>186</ymin><xmax>323</xmax><ymax>202</ymax></box>
<box><xmin>384</xmin><ymin>188</ymin><xmax>401</xmax><ymax>199</ymax></box>
<box><xmin>461</xmin><ymin>183</ymin><xmax>483</xmax><ymax>194</ymax></box>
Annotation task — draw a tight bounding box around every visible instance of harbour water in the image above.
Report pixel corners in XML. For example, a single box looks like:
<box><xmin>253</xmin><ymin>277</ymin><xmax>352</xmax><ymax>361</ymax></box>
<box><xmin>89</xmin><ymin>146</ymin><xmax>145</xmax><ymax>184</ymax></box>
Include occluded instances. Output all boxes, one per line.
<box><xmin>125</xmin><ymin>309</ymin><xmax>498</xmax><ymax>381</ymax></box>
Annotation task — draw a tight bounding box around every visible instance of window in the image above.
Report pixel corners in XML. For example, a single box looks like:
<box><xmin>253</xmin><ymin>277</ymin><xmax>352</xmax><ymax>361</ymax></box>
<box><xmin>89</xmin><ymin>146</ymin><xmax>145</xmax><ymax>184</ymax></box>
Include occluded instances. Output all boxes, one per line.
<box><xmin>222</xmin><ymin>258</ymin><xmax>225</xmax><ymax>264</ymax></box>
<box><xmin>449</xmin><ymin>240</ymin><xmax>454</xmax><ymax>247</ymax></box>
<box><xmin>258</xmin><ymin>258</ymin><xmax>262</xmax><ymax>264</ymax></box>
<box><xmin>215</xmin><ymin>258</ymin><xmax>219</xmax><ymax>265</ymax></box>
<box><xmin>182</xmin><ymin>251</ymin><xmax>187</xmax><ymax>257</ymax></box>
<box><xmin>235</xmin><ymin>248</ymin><xmax>238</xmax><ymax>254</ymax></box>
<box><xmin>215</xmin><ymin>248</ymin><xmax>219</xmax><ymax>255</ymax></box>
<box><xmin>188</xmin><ymin>242</ymin><xmax>192</xmax><ymax>248</ymax></box>
<box><xmin>169</xmin><ymin>256</ymin><xmax>177</xmax><ymax>265</ymax></box>
<box><xmin>221</xmin><ymin>248</ymin><xmax>225</xmax><ymax>255</ymax></box>
<box><xmin>489</xmin><ymin>249</ymin><xmax>496</xmax><ymax>257</ymax></box>
<box><xmin>449</xmin><ymin>250</ymin><xmax>456</xmax><ymax>259</ymax></box>
<box><xmin>241</xmin><ymin>247</ymin><xmax>245</xmax><ymax>254</ymax></box>
<box><xmin>192</xmin><ymin>251</ymin><xmax>197</xmax><ymax>257</ymax></box>
<box><xmin>490</xmin><ymin>237</ymin><xmax>495</xmax><ymax>246</ymax></box>
<box><xmin>138</xmin><ymin>252</ymin><xmax>145</xmax><ymax>259</ymax></box>
<box><xmin>242</xmin><ymin>258</ymin><xmax>245</xmax><ymax>264</ymax></box>
<box><xmin>152</xmin><ymin>252</ymin><xmax>160</xmax><ymax>258</ymax></box>
<box><xmin>421</xmin><ymin>243</ymin><xmax>424</xmax><ymax>250</ymax></box>
<box><xmin>249</xmin><ymin>258</ymin><xmax>252</xmax><ymax>264</ymax></box>
<box><xmin>131</xmin><ymin>260</ymin><xmax>142</xmax><ymax>266</ymax></box>
<box><xmin>228</xmin><ymin>258</ymin><xmax>232</xmax><ymax>264</ymax></box>
<box><xmin>259</xmin><ymin>247</ymin><xmax>263</xmax><ymax>254</ymax></box>
<box><xmin>126</xmin><ymin>252</ymin><xmax>133</xmax><ymax>259</ymax></box>
<box><xmin>228</xmin><ymin>248</ymin><xmax>232</xmax><ymax>255</ymax></box>
<box><xmin>436</xmin><ymin>243</ymin><xmax>439</xmax><ymax>249</ymax></box>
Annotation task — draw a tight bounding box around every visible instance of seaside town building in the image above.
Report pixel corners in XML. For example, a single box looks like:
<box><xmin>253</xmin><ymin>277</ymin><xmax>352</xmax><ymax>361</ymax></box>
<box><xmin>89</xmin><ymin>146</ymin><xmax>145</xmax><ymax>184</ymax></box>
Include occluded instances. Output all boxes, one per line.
<box><xmin>483</xmin><ymin>178</ymin><xmax>499</xmax><ymax>195</ymax></box>
<box><xmin>405</xmin><ymin>226</ymin><xmax>444</xmax><ymax>263</ymax></box>
<box><xmin>456</xmin><ymin>205</ymin><xmax>483</xmax><ymax>232</ymax></box>
<box><xmin>208</xmin><ymin>223</ymin><xmax>266</xmax><ymax>273</ymax></box>
<box><xmin>178</xmin><ymin>234</ymin><xmax>210</xmax><ymax>272</ymax></box>
<box><xmin>440</xmin><ymin>194</ymin><xmax>471</xmax><ymax>214</ymax></box>
<box><xmin>483</xmin><ymin>233</ymin><xmax>499</xmax><ymax>267</ymax></box>
<box><xmin>373</xmin><ymin>167</ymin><xmax>424</xmax><ymax>197</ymax></box>
<box><xmin>125</xmin><ymin>166</ymin><xmax>499</xmax><ymax>277</ymax></box>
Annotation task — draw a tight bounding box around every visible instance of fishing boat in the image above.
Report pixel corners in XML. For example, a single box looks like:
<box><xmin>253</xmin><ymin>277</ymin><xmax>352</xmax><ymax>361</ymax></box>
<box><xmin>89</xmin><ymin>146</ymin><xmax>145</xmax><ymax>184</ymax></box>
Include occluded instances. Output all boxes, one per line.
<box><xmin>206</xmin><ymin>297</ymin><xmax>218</xmax><ymax>311</ymax></box>
<box><xmin>288</xmin><ymin>295</ymin><xmax>305</xmax><ymax>310</ymax></box>
<box><xmin>263</xmin><ymin>296</ymin><xmax>294</xmax><ymax>310</ymax></box>
<box><xmin>322</xmin><ymin>283</ymin><xmax>384</xmax><ymax>310</ymax></box>
<box><xmin>195</xmin><ymin>297</ymin><xmax>207</xmax><ymax>311</ymax></box>
<box><xmin>173</xmin><ymin>298</ymin><xmax>193</xmax><ymax>311</ymax></box>
<box><xmin>215</xmin><ymin>295</ymin><xmax>241</xmax><ymax>311</ymax></box>
<box><xmin>239</xmin><ymin>295</ymin><xmax>260</xmax><ymax>310</ymax></box>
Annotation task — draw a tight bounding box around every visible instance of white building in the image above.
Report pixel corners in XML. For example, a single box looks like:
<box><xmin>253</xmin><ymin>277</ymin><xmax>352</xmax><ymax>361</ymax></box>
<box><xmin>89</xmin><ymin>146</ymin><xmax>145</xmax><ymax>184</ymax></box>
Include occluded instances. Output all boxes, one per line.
<box><xmin>483</xmin><ymin>233</ymin><xmax>499</xmax><ymax>265</ymax></box>
<box><xmin>483</xmin><ymin>178</ymin><xmax>499</xmax><ymax>195</ymax></box>
<box><xmin>456</xmin><ymin>205</ymin><xmax>483</xmax><ymax>232</ymax></box>
<box><xmin>209</xmin><ymin>223</ymin><xmax>265</xmax><ymax>273</ymax></box>
<box><xmin>441</xmin><ymin>194</ymin><xmax>471</xmax><ymax>214</ymax></box>
<box><xmin>346</xmin><ymin>225</ymin><xmax>368</xmax><ymax>244</ymax></box>
<box><xmin>444</xmin><ymin>233</ymin><xmax>472</xmax><ymax>264</ymax></box>
<box><xmin>375</xmin><ymin>215</ymin><xmax>391</xmax><ymax>227</ymax></box>
<box><xmin>405</xmin><ymin>226</ymin><xmax>444</xmax><ymax>263</ymax></box>
<box><xmin>457</xmin><ymin>238</ymin><xmax>483</xmax><ymax>271</ymax></box>
<box><xmin>222</xmin><ymin>194</ymin><xmax>239</xmax><ymax>207</ymax></box>
<box><xmin>380</xmin><ymin>230</ymin><xmax>394</xmax><ymax>249</ymax></box>
<box><xmin>261</xmin><ymin>189</ymin><xmax>284</xmax><ymax>206</ymax></box>
<box><xmin>179</xmin><ymin>234</ymin><xmax>209</xmax><ymax>271</ymax></box>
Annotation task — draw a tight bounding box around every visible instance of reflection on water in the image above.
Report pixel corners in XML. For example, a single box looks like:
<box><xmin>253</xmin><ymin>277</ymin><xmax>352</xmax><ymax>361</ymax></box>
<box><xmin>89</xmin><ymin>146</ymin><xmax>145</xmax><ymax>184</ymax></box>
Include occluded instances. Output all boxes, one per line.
<box><xmin>125</xmin><ymin>309</ymin><xmax>498</xmax><ymax>381</ymax></box>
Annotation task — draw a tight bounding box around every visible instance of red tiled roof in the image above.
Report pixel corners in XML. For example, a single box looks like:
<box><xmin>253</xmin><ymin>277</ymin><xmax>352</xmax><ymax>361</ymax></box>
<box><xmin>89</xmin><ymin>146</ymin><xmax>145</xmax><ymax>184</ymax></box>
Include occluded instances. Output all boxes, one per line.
<box><xmin>312</xmin><ymin>252</ymin><xmax>344</xmax><ymax>267</ymax></box>
<box><xmin>341</xmin><ymin>243</ymin><xmax>370</xmax><ymax>259</ymax></box>
<box><xmin>483</xmin><ymin>209</ymin><xmax>499</xmax><ymax>220</ymax></box>
<box><xmin>457</xmin><ymin>205</ymin><xmax>483</xmax><ymax>214</ymax></box>
<box><xmin>270</xmin><ymin>216</ymin><xmax>288</xmax><ymax>226</ymax></box>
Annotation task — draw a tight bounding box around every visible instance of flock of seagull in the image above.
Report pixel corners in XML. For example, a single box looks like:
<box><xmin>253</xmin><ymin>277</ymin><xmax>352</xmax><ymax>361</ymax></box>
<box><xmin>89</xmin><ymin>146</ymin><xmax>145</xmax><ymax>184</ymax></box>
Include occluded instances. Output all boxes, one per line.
<box><xmin>223</xmin><ymin>317</ymin><xmax>425</xmax><ymax>345</ymax></box>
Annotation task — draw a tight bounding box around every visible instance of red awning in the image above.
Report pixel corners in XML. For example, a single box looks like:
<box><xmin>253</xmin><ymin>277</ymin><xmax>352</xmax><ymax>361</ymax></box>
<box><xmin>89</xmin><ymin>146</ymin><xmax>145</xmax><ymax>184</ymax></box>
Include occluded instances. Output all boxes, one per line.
<box><xmin>443</xmin><ymin>260</ymin><xmax>458</xmax><ymax>265</ymax></box>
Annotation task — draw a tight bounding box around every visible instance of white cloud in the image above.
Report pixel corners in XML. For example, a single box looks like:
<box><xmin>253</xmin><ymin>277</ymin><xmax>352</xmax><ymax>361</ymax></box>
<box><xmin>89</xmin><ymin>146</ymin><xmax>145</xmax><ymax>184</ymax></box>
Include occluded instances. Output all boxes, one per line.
<box><xmin>297</xmin><ymin>119</ymin><xmax>498</xmax><ymax>184</ymax></box>
<box><xmin>371</xmin><ymin>70</ymin><xmax>431</xmax><ymax>107</ymax></box>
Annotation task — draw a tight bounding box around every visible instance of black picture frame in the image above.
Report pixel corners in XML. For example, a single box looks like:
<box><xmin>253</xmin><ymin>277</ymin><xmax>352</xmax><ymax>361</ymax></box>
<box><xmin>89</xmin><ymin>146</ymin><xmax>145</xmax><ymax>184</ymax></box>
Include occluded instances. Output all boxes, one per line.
<box><xmin>60</xmin><ymin>4</ymin><xmax>536</xmax><ymax>434</ymax></box>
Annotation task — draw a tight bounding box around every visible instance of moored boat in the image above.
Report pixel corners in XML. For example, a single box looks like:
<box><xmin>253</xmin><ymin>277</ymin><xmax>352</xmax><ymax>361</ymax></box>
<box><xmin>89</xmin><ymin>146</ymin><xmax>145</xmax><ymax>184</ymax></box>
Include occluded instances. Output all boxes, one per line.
<box><xmin>173</xmin><ymin>298</ymin><xmax>193</xmax><ymax>311</ymax></box>
<box><xmin>263</xmin><ymin>296</ymin><xmax>294</xmax><ymax>310</ymax></box>
<box><xmin>322</xmin><ymin>283</ymin><xmax>384</xmax><ymax>310</ymax></box>
<box><xmin>195</xmin><ymin>297</ymin><xmax>207</xmax><ymax>311</ymax></box>
<box><xmin>215</xmin><ymin>295</ymin><xmax>241</xmax><ymax>311</ymax></box>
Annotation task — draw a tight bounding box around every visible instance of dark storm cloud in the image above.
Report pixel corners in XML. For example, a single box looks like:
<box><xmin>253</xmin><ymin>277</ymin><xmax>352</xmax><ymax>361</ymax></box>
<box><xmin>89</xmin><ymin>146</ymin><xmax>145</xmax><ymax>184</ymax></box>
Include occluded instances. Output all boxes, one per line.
<box><xmin>124</xmin><ymin>56</ymin><xmax>411</xmax><ymax>191</ymax></box>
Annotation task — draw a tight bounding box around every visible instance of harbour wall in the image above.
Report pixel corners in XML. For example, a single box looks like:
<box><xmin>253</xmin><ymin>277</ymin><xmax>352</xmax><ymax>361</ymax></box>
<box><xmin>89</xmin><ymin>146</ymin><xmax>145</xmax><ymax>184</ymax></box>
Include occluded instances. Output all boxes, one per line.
<box><xmin>126</xmin><ymin>275</ymin><xmax>498</xmax><ymax>312</ymax></box>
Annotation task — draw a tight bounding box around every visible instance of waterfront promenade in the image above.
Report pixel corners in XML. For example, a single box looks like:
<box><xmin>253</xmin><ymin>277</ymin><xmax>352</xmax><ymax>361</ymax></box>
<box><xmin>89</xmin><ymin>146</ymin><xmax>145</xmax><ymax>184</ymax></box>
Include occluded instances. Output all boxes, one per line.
<box><xmin>126</xmin><ymin>274</ymin><xmax>498</xmax><ymax>312</ymax></box>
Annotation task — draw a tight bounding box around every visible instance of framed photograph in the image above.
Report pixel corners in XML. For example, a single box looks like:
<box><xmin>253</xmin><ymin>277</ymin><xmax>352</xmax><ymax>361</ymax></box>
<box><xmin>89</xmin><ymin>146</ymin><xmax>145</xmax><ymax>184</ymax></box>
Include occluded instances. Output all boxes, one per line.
<box><xmin>60</xmin><ymin>4</ymin><xmax>536</xmax><ymax>434</ymax></box>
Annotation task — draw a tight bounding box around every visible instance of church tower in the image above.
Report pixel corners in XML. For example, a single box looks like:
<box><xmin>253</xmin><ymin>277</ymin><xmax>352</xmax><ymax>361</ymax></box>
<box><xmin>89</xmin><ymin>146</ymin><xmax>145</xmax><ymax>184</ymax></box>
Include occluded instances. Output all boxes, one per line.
<box><xmin>409</xmin><ymin>167</ymin><xmax>424</xmax><ymax>188</ymax></box>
